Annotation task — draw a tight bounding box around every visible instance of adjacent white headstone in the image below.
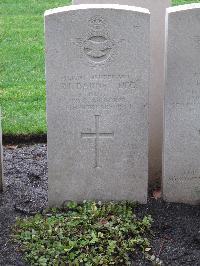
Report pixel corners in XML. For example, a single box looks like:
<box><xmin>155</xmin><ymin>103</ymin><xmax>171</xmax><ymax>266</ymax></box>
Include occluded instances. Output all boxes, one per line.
<box><xmin>72</xmin><ymin>0</ymin><xmax>171</xmax><ymax>181</ymax></box>
<box><xmin>45</xmin><ymin>5</ymin><xmax>150</xmax><ymax>206</ymax></box>
<box><xmin>163</xmin><ymin>4</ymin><xmax>200</xmax><ymax>204</ymax></box>
<box><xmin>0</xmin><ymin>108</ymin><xmax>3</xmax><ymax>191</ymax></box>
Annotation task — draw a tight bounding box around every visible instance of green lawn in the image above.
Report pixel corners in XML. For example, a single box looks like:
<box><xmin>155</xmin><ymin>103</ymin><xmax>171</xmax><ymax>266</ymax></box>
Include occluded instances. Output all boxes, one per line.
<box><xmin>0</xmin><ymin>0</ymin><xmax>200</xmax><ymax>135</ymax></box>
<box><xmin>173</xmin><ymin>0</ymin><xmax>200</xmax><ymax>4</ymax></box>
<box><xmin>0</xmin><ymin>0</ymin><xmax>71</xmax><ymax>135</ymax></box>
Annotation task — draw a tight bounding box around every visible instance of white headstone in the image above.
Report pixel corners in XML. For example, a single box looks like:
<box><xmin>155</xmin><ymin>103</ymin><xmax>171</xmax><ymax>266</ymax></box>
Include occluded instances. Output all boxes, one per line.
<box><xmin>72</xmin><ymin>0</ymin><xmax>171</xmax><ymax>181</ymax></box>
<box><xmin>163</xmin><ymin>4</ymin><xmax>200</xmax><ymax>204</ymax></box>
<box><xmin>0</xmin><ymin>108</ymin><xmax>3</xmax><ymax>191</ymax></box>
<box><xmin>45</xmin><ymin>5</ymin><xmax>150</xmax><ymax>206</ymax></box>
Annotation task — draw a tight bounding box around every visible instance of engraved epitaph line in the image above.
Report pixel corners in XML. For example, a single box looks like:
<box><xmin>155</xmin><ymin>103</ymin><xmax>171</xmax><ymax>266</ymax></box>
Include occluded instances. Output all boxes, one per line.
<box><xmin>81</xmin><ymin>115</ymin><xmax>114</xmax><ymax>168</ymax></box>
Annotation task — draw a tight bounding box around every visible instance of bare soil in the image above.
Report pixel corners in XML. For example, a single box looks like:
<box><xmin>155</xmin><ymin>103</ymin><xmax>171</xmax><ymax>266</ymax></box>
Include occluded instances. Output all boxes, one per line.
<box><xmin>0</xmin><ymin>144</ymin><xmax>199</xmax><ymax>265</ymax></box>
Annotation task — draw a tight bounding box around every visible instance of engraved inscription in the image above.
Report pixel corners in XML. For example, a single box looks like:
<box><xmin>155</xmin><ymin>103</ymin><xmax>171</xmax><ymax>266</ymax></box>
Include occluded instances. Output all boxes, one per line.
<box><xmin>84</xmin><ymin>36</ymin><xmax>113</xmax><ymax>63</ymax></box>
<box><xmin>169</xmin><ymin>169</ymin><xmax>200</xmax><ymax>183</ymax></box>
<box><xmin>72</xmin><ymin>15</ymin><xmax>124</xmax><ymax>66</ymax></box>
<box><xmin>168</xmin><ymin>72</ymin><xmax>200</xmax><ymax>106</ymax></box>
<box><xmin>88</xmin><ymin>16</ymin><xmax>107</xmax><ymax>30</ymax></box>
<box><xmin>169</xmin><ymin>176</ymin><xmax>200</xmax><ymax>182</ymax></box>
<box><xmin>81</xmin><ymin>115</ymin><xmax>114</xmax><ymax>168</ymax></box>
<box><xmin>193</xmin><ymin>35</ymin><xmax>200</xmax><ymax>48</ymax></box>
<box><xmin>195</xmin><ymin>72</ymin><xmax>200</xmax><ymax>85</ymax></box>
<box><xmin>60</xmin><ymin>74</ymin><xmax>139</xmax><ymax>111</ymax></box>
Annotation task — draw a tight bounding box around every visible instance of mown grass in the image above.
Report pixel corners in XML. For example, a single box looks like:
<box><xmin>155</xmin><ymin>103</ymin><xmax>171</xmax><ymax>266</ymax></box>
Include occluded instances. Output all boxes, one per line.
<box><xmin>0</xmin><ymin>0</ymin><xmax>199</xmax><ymax>135</ymax></box>
<box><xmin>173</xmin><ymin>0</ymin><xmax>200</xmax><ymax>5</ymax></box>
<box><xmin>0</xmin><ymin>0</ymin><xmax>71</xmax><ymax>135</ymax></box>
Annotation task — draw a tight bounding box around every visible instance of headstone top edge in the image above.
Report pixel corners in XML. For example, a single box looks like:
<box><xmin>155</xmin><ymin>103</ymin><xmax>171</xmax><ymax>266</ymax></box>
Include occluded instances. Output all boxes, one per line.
<box><xmin>44</xmin><ymin>4</ymin><xmax>150</xmax><ymax>17</ymax></box>
<box><xmin>167</xmin><ymin>3</ymin><xmax>200</xmax><ymax>14</ymax></box>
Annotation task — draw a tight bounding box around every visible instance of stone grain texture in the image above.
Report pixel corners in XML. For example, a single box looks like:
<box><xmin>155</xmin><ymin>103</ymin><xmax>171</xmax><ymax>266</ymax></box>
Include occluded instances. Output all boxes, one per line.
<box><xmin>45</xmin><ymin>5</ymin><xmax>150</xmax><ymax>206</ymax></box>
<box><xmin>163</xmin><ymin>4</ymin><xmax>200</xmax><ymax>204</ymax></box>
<box><xmin>72</xmin><ymin>0</ymin><xmax>171</xmax><ymax>182</ymax></box>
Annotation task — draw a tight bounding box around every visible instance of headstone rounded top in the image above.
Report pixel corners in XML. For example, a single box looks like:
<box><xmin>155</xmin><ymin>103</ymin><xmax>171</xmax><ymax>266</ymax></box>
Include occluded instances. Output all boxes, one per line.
<box><xmin>44</xmin><ymin>4</ymin><xmax>150</xmax><ymax>17</ymax></box>
<box><xmin>167</xmin><ymin>3</ymin><xmax>200</xmax><ymax>14</ymax></box>
<box><xmin>164</xmin><ymin>1</ymin><xmax>200</xmax><ymax>204</ymax></box>
<box><xmin>45</xmin><ymin>2</ymin><xmax>150</xmax><ymax>205</ymax></box>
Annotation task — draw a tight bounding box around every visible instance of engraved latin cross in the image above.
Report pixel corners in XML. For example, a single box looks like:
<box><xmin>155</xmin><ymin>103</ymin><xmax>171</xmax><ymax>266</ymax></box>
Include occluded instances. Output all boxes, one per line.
<box><xmin>81</xmin><ymin>115</ymin><xmax>114</xmax><ymax>168</ymax></box>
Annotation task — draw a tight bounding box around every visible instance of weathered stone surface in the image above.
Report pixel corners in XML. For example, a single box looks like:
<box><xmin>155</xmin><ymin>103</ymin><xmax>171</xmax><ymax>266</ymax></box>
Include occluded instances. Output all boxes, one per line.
<box><xmin>45</xmin><ymin>5</ymin><xmax>150</xmax><ymax>206</ymax></box>
<box><xmin>163</xmin><ymin>4</ymin><xmax>200</xmax><ymax>204</ymax></box>
<box><xmin>72</xmin><ymin>0</ymin><xmax>171</xmax><ymax>182</ymax></box>
<box><xmin>0</xmin><ymin>108</ymin><xmax>3</xmax><ymax>191</ymax></box>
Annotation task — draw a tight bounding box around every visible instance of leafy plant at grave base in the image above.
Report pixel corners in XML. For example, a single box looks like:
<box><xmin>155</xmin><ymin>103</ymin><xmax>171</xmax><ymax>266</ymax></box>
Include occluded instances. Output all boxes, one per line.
<box><xmin>13</xmin><ymin>201</ymin><xmax>153</xmax><ymax>266</ymax></box>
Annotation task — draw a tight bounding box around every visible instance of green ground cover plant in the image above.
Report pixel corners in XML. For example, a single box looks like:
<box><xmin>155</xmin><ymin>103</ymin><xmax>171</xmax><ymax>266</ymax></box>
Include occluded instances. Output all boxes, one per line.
<box><xmin>1</xmin><ymin>0</ymin><xmax>199</xmax><ymax>135</ymax></box>
<box><xmin>13</xmin><ymin>201</ymin><xmax>153</xmax><ymax>265</ymax></box>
